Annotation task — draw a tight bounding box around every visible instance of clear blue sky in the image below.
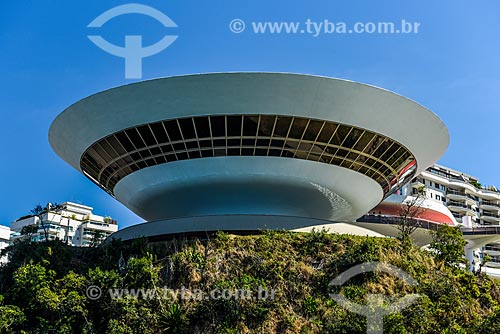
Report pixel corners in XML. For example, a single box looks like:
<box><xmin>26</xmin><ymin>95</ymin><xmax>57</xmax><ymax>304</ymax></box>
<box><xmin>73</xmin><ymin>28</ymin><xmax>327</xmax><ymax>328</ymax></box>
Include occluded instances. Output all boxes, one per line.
<box><xmin>1</xmin><ymin>0</ymin><xmax>499</xmax><ymax>228</ymax></box>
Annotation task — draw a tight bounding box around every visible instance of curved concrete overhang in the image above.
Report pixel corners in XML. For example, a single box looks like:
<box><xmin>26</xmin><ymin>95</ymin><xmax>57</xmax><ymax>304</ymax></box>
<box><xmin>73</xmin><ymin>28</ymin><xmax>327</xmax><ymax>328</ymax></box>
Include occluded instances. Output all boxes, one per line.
<box><xmin>49</xmin><ymin>72</ymin><xmax>449</xmax><ymax>176</ymax></box>
<box><xmin>113</xmin><ymin>157</ymin><xmax>383</xmax><ymax>222</ymax></box>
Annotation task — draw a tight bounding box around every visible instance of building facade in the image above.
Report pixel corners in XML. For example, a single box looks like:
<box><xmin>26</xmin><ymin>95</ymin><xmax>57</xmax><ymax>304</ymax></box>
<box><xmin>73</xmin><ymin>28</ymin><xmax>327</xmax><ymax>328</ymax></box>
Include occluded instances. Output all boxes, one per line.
<box><xmin>10</xmin><ymin>202</ymin><xmax>118</xmax><ymax>247</ymax></box>
<box><xmin>48</xmin><ymin>73</ymin><xmax>449</xmax><ymax>240</ymax></box>
<box><xmin>413</xmin><ymin>164</ymin><xmax>499</xmax><ymax>226</ymax></box>
<box><xmin>0</xmin><ymin>225</ymin><xmax>11</xmax><ymax>263</ymax></box>
<box><xmin>374</xmin><ymin>163</ymin><xmax>500</xmax><ymax>271</ymax></box>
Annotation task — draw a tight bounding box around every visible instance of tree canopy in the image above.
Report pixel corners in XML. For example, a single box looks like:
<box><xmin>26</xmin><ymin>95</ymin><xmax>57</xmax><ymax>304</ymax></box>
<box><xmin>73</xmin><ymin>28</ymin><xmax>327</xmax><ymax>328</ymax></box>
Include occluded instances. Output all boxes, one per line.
<box><xmin>0</xmin><ymin>231</ymin><xmax>498</xmax><ymax>333</ymax></box>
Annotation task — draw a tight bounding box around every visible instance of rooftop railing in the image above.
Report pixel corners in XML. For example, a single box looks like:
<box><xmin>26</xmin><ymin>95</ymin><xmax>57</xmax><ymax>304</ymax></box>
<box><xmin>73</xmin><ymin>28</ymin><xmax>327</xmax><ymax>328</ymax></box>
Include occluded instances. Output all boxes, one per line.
<box><xmin>447</xmin><ymin>189</ymin><xmax>467</xmax><ymax>196</ymax></box>
<box><xmin>427</xmin><ymin>168</ymin><xmax>500</xmax><ymax>194</ymax></box>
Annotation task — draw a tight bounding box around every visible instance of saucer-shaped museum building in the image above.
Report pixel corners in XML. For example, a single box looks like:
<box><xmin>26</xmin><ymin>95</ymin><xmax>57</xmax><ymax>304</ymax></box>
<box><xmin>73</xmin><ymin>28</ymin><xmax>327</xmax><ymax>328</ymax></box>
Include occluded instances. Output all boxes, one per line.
<box><xmin>49</xmin><ymin>73</ymin><xmax>449</xmax><ymax>240</ymax></box>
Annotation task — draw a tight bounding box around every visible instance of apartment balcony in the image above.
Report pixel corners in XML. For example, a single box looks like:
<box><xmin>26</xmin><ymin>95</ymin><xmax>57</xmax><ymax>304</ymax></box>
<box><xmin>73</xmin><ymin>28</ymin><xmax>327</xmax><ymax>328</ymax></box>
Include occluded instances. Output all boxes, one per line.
<box><xmin>485</xmin><ymin>261</ymin><xmax>500</xmax><ymax>269</ymax></box>
<box><xmin>446</xmin><ymin>189</ymin><xmax>467</xmax><ymax>200</ymax></box>
<box><xmin>37</xmin><ymin>225</ymin><xmax>61</xmax><ymax>235</ymax></box>
<box><xmin>448</xmin><ymin>178</ymin><xmax>477</xmax><ymax>193</ymax></box>
<box><xmin>484</xmin><ymin>250</ymin><xmax>500</xmax><ymax>257</ymax></box>
<box><xmin>480</xmin><ymin>213</ymin><xmax>500</xmax><ymax>224</ymax></box>
<box><xmin>480</xmin><ymin>201</ymin><xmax>500</xmax><ymax>212</ymax></box>
<box><xmin>485</xmin><ymin>255</ymin><xmax>500</xmax><ymax>268</ymax></box>
<box><xmin>448</xmin><ymin>202</ymin><xmax>477</xmax><ymax>216</ymax></box>
<box><xmin>81</xmin><ymin>232</ymin><xmax>94</xmax><ymax>240</ymax></box>
<box><xmin>484</xmin><ymin>245</ymin><xmax>500</xmax><ymax>257</ymax></box>
<box><xmin>81</xmin><ymin>221</ymin><xmax>117</xmax><ymax>233</ymax></box>
<box><xmin>81</xmin><ymin>227</ymin><xmax>112</xmax><ymax>239</ymax></box>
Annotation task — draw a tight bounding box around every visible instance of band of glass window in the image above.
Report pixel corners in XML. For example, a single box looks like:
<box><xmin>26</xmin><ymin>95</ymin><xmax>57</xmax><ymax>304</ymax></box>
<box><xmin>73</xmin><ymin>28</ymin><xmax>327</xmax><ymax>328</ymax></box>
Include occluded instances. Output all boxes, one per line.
<box><xmin>80</xmin><ymin>115</ymin><xmax>417</xmax><ymax>197</ymax></box>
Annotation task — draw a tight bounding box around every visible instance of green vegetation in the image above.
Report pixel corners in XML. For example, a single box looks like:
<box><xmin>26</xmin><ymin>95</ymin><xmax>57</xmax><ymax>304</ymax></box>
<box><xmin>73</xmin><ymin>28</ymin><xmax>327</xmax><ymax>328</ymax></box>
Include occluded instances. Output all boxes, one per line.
<box><xmin>396</xmin><ymin>184</ymin><xmax>426</xmax><ymax>249</ymax></box>
<box><xmin>430</xmin><ymin>225</ymin><xmax>468</xmax><ymax>267</ymax></box>
<box><xmin>469</xmin><ymin>180</ymin><xmax>482</xmax><ymax>189</ymax></box>
<box><xmin>0</xmin><ymin>230</ymin><xmax>499</xmax><ymax>333</ymax></box>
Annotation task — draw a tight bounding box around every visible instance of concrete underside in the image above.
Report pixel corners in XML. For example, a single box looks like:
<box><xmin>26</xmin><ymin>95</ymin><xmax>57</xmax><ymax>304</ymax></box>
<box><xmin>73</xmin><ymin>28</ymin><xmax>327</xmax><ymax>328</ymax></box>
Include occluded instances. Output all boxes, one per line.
<box><xmin>109</xmin><ymin>214</ymin><xmax>500</xmax><ymax>250</ymax></box>
<box><xmin>109</xmin><ymin>215</ymin><xmax>387</xmax><ymax>242</ymax></box>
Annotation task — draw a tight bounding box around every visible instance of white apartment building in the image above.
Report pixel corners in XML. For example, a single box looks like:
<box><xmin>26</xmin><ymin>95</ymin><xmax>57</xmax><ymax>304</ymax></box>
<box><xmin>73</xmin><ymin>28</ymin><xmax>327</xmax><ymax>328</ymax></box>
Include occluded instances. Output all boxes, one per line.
<box><xmin>388</xmin><ymin>164</ymin><xmax>500</xmax><ymax>270</ymax></box>
<box><xmin>0</xmin><ymin>225</ymin><xmax>11</xmax><ymax>263</ymax></box>
<box><xmin>412</xmin><ymin>164</ymin><xmax>500</xmax><ymax>226</ymax></box>
<box><xmin>10</xmin><ymin>202</ymin><xmax>118</xmax><ymax>247</ymax></box>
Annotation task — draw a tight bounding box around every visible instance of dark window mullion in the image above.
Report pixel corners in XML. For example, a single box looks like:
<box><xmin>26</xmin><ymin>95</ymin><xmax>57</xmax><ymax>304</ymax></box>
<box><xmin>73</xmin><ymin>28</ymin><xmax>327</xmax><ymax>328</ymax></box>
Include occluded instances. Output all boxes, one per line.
<box><xmin>176</xmin><ymin>119</ymin><xmax>190</xmax><ymax>159</ymax></box>
<box><xmin>385</xmin><ymin>146</ymin><xmax>404</xmax><ymax>169</ymax></box>
<box><xmin>97</xmin><ymin>138</ymin><xmax>120</xmax><ymax>163</ymax></box>
<box><xmin>328</xmin><ymin>127</ymin><xmax>353</xmax><ymax>164</ymax></box>
<box><xmin>191</xmin><ymin>117</ymin><xmax>202</xmax><ymax>153</ymax></box>
<box><xmin>224</xmin><ymin>115</ymin><xmax>228</xmax><ymax>156</ymax></box>
<box><xmin>208</xmin><ymin>116</ymin><xmax>215</xmax><ymax>156</ymax></box>
<box><xmin>292</xmin><ymin>118</ymin><xmax>310</xmax><ymax>158</ymax></box>
<box><xmin>106</xmin><ymin>136</ymin><xmax>128</xmax><ymax>161</ymax></box>
<box><xmin>161</xmin><ymin>121</ymin><xmax>178</xmax><ymax>161</ymax></box>
<box><xmin>340</xmin><ymin>130</ymin><xmax>365</xmax><ymax>167</ymax></box>
<box><xmin>348</xmin><ymin>133</ymin><xmax>379</xmax><ymax>171</ymax></box>
<box><xmin>370</xmin><ymin>142</ymin><xmax>398</xmax><ymax>176</ymax></box>
<box><xmin>253</xmin><ymin>115</ymin><xmax>261</xmax><ymax>156</ymax></box>
<box><xmin>240</xmin><ymin>115</ymin><xmax>244</xmax><ymax>156</ymax></box>
<box><xmin>91</xmin><ymin>146</ymin><xmax>113</xmax><ymax>183</ymax></box>
<box><xmin>280</xmin><ymin>116</ymin><xmax>294</xmax><ymax>157</ymax></box>
<box><xmin>266</xmin><ymin>116</ymin><xmax>278</xmax><ymax>156</ymax></box>
<box><xmin>146</xmin><ymin>123</ymin><xmax>164</xmax><ymax>164</ymax></box>
<box><xmin>365</xmin><ymin>136</ymin><xmax>389</xmax><ymax>164</ymax></box>
<box><xmin>317</xmin><ymin>124</ymin><xmax>339</xmax><ymax>162</ymax></box>
<box><xmin>305</xmin><ymin>120</ymin><xmax>326</xmax><ymax>160</ymax></box>
<box><xmin>133</xmin><ymin>127</ymin><xmax>155</xmax><ymax>166</ymax></box>
<box><xmin>93</xmin><ymin>142</ymin><xmax>113</xmax><ymax>162</ymax></box>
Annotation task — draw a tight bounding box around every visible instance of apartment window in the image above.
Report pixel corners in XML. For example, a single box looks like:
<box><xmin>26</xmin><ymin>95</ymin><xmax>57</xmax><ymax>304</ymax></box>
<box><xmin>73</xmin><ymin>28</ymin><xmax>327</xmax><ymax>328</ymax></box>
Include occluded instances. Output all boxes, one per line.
<box><xmin>436</xmin><ymin>195</ymin><xmax>441</xmax><ymax>201</ymax></box>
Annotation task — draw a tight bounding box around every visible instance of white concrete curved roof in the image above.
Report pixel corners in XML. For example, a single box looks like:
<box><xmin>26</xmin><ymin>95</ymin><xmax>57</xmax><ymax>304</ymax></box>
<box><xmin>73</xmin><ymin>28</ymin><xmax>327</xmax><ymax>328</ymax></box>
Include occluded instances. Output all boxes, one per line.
<box><xmin>49</xmin><ymin>72</ymin><xmax>449</xmax><ymax>175</ymax></box>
